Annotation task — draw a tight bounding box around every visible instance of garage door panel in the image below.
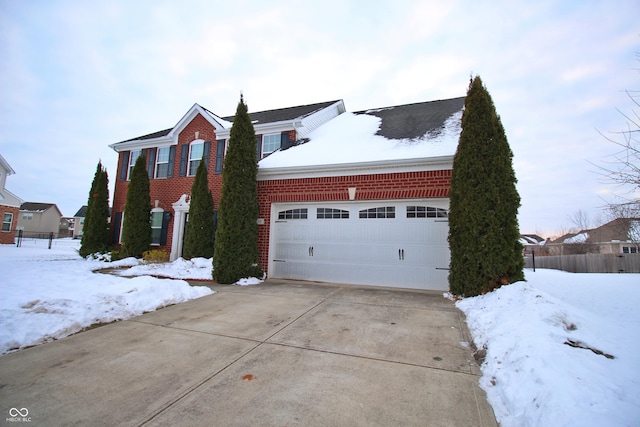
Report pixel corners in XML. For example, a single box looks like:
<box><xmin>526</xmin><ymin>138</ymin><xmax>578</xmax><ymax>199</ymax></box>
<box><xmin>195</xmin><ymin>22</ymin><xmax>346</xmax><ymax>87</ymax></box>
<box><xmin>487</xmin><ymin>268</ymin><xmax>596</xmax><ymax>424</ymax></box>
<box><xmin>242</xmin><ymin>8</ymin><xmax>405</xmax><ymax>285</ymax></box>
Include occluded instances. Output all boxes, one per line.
<box><xmin>270</xmin><ymin>201</ymin><xmax>450</xmax><ymax>290</ymax></box>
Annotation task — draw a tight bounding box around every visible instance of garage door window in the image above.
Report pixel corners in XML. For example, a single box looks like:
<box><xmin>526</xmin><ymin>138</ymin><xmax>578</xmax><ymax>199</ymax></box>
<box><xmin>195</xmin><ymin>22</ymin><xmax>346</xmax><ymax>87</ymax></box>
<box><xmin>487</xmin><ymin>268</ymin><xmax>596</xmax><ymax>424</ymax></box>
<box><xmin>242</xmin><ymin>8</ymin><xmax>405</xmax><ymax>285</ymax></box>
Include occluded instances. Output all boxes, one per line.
<box><xmin>278</xmin><ymin>208</ymin><xmax>308</xmax><ymax>219</ymax></box>
<box><xmin>407</xmin><ymin>206</ymin><xmax>448</xmax><ymax>218</ymax></box>
<box><xmin>359</xmin><ymin>206</ymin><xmax>395</xmax><ymax>219</ymax></box>
<box><xmin>317</xmin><ymin>208</ymin><xmax>349</xmax><ymax>219</ymax></box>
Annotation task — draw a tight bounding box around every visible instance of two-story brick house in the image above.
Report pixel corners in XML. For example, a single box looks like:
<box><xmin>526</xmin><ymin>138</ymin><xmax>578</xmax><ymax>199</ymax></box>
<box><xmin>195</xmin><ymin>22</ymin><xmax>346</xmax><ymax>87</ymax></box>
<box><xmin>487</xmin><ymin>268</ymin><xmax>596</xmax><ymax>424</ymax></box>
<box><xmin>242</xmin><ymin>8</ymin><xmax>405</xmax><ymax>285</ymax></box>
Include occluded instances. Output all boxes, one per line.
<box><xmin>110</xmin><ymin>97</ymin><xmax>464</xmax><ymax>290</ymax></box>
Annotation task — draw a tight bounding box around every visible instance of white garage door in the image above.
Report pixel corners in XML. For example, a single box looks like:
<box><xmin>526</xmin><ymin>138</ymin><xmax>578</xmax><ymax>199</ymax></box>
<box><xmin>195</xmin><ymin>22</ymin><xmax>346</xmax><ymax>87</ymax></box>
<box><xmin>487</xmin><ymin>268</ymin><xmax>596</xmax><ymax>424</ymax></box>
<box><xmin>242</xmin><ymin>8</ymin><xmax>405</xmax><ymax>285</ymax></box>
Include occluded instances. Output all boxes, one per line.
<box><xmin>269</xmin><ymin>200</ymin><xmax>450</xmax><ymax>290</ymax></box>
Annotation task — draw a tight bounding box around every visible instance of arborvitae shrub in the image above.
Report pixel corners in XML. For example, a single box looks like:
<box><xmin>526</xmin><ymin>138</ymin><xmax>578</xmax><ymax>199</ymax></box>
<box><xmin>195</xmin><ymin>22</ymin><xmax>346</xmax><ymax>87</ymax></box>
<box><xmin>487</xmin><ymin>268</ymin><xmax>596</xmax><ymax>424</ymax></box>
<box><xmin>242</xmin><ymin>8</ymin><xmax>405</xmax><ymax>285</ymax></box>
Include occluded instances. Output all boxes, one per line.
<box><xmin>79</xmin><ymin>161</ymin><xmax>111</xmax><ymax>258</ymax></box>
<box><xmin>182</xmin><ymin>159</ymin><xmax>215</xmax><ymax>259</ymax></box>
<box><xmin>121</xmin><ymin>154</ymin><xmax>151</xmax><ymax>258</ymax></box>
<box><xmin>448</xmin><ymin>76</ymin><xmax>524</xmax><ymax>296</ymax></box>
<box><xmin>213</xmin><ymin>95</ymin><xmax>263</xmax><ymax>283</ymax></box>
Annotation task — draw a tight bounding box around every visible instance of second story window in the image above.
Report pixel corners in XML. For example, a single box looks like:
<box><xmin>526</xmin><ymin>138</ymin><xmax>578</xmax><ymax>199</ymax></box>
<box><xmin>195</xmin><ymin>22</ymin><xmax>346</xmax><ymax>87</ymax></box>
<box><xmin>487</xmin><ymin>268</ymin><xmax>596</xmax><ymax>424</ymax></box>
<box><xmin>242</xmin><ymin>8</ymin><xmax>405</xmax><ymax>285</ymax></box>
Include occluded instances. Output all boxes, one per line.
<box><xmin>261</xmin><ymin>134</ymin><xmax>281</xmax><ymax>158</ymax></box>
<box><xmin>155</xmin><ymin>147</ymin><xmax>170</xmax><ymax>178</ymax></box>
<box><xmin>128</xmin><ymin>150</ymin><xmax>141</xmax><ymax>180</ymax></box>
<box><xmin>188</xmin><ymin>141</ymin><xmax>204</xmax><ymax>176</ymax></box>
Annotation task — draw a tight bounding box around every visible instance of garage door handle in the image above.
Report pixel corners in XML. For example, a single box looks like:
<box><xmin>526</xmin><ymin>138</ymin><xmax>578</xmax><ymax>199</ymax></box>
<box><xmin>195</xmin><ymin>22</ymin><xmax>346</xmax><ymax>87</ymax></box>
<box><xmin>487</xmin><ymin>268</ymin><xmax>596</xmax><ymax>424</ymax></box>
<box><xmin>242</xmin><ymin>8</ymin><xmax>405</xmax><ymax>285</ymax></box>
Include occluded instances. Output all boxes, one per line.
<box><xmin>309</xmin><ymin>246</ymin><xmax>314</xmax><ymax>257</ymax></box>
<box><xmin>398</xmin><ymin>249</ymin><xmax>405</xmax><ymax>260</ymax></box>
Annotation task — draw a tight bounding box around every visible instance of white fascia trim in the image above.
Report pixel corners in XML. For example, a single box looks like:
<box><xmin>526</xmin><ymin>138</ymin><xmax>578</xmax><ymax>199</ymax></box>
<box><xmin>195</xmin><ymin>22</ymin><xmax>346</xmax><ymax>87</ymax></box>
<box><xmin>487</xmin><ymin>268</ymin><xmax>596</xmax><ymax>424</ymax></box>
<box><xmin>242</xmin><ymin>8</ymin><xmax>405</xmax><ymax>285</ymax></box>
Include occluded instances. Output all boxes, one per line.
<box><xmin>216</xmin><ymin>119</ymin><xmax>302</xmax><ymax>140</ymax></box>
<box><xmin>0</xmin><ymin>154</ymin><xmax>15</xmax><ymax>175</ymax></box>
<box><xmin>217</xmin><ymin>100</ymin><xmax>346</xmax><ymax>139</ymax></box>
<box><xmin>169</xmin><ymin>103</ymin><xmax>228</xmax><ymax>140</ymax></box>
<box><xmin>257</xmin><ymin>155</ymin><xmax>454</xmax><ymax>181</ymax></box>
<box><xmin>109</xmin><ymin>135</ymin><xmax>173</xmax><ymax>152</ymax></box>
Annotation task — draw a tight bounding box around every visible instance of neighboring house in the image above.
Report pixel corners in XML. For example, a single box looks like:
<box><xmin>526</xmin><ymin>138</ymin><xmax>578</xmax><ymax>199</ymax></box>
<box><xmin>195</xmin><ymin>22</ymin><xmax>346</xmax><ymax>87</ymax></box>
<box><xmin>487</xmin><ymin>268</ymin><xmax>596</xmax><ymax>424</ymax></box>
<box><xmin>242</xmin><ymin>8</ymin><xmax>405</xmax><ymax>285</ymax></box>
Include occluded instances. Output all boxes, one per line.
<box><xmin>59</xmin><ymin>217</ymin><xmax>74</xmax><ymax>238</ymax></box>
<box><xmin>0</xmin><ymin>154</ymin><xmax>23</xmax><ymax>244</ymax></box>
<box><xmin>547</xmin><ymin>218</ymin><xmax>640</xmax><ymax>255</ymax></box>
<box><xmin>17</xmin><ymin>202</ymin><xmax>64</xmax><ymax>237</ymax></box>
<box><xmin>71</xmin><ymin>205</ymin><xmax>112</xmax><ymax>239</ymax></box>
<box><xmin>73</xmin><ymin>206</ymin><xmax>87</xmax><ymax>238</ymax></box>
<box><xmin>520</xmin><ymin>234</ymin><xmax>547</xmax><ymax>255</ymax></box>
<box><xmin>110</xmin><ymin>97</ymin><xmax>465</xmax><ymax>290</ymax></box>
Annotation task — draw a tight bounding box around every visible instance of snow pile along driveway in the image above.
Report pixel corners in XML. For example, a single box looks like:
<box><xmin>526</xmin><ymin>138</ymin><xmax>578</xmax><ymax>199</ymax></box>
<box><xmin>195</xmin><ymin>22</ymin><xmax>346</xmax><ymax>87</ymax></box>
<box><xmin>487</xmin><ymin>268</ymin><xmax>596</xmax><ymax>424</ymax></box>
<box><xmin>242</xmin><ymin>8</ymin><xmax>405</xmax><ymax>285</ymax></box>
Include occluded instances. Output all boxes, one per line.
<box><xmin>0</xmin><ymin>239</ymin><xmax>213</xmax><ymax>355</ymax></box>
<box><xmin>456</xmin><ymin>269</ymin><xmax>640</xmax><ymax>427</ymax></box>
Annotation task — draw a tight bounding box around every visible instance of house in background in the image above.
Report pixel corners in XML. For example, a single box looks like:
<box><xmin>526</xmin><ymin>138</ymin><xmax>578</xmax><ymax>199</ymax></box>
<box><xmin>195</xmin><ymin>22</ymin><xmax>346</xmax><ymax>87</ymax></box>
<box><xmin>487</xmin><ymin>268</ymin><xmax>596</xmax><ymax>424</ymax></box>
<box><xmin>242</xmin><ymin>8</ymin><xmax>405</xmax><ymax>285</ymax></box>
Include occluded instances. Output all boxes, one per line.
<box><xmin>73</xmin><ymin>206</ymin><xmax>87</xmax><ymax>239</ymax></box>
<box><xmin>110</xmin><ymin>97</ymin><xmax>465</xmax><ymax>290</ymax></box>
<box><xmin>520</xmin><ymin>234</ymin><xmax>547</xmax><ymax>255</ymax></box>
<box><xmin>59</xmin><ymin>217</ymin><xmax>75</xmax><ymax>238</ymax></box>
<box><xmin>547</xmin><ymin>217</ymin><xmax>640</xmax><ymax>255</ymax></box>
<box><xmin>0</xmin><ymin>154</ymin><xmax>23</xmax><ymax>244</ymax></box>
<box><xmin>17</xmin><ymin>202</ymin><xmax>63</xmax><ymax>237</ymax></box>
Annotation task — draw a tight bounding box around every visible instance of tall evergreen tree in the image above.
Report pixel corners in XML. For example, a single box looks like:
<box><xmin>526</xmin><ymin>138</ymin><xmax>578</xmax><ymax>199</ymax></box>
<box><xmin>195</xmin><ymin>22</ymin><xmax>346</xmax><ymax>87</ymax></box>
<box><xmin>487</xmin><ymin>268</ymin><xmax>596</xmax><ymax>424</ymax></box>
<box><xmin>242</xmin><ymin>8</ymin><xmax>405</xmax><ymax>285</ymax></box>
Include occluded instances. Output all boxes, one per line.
<box><xmin>448</xmin><ymin>76</ymin><xmax>524</xmax><ymax>296</ymax></box>
<box><xmin>182</xmin><ymin>158</ymin><xmax>215</xmax><ymax>259</ymax></box>
<box><xmin>121</xmin><ymin>154</ymin><xmax>151</xmax><ymax>258</ymax></box>
<box><xmin>79</xmin><ymin>161</ymin><xmax>111</xmax><ymax>257</ymax></box>
<box><xmin>213</xmin><ymin>95</ymin><xmax>262</xmax><ymax>283</ymax></box>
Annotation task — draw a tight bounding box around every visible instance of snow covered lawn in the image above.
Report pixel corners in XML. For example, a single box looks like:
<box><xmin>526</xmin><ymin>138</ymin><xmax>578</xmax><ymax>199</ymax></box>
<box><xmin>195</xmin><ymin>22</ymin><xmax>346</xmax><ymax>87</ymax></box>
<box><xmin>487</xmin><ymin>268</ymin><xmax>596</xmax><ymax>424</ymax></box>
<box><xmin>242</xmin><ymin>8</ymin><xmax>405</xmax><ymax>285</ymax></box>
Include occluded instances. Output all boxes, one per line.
<box><xmin>0</xmin><ymin>239</ymin><xmax>213</xmax><ymax>355</ymax></box>
<box><xmin>2</xmin><ymin>239</ymin><xmax>639</xmax><ymax>425</ymax></box>
<box><xmin>456</xmin><ymin>269</ymin><xmax>640</xmax><ymax>427</ymax></box>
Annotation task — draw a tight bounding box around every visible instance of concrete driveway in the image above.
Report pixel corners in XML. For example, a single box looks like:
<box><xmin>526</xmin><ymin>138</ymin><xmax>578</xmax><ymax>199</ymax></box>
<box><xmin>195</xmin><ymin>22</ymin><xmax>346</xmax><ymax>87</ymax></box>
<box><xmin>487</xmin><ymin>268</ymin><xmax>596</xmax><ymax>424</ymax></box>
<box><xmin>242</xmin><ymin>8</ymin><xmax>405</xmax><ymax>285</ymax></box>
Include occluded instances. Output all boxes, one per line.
<box><xmin>0</xmin><ymin>280</ymin><xmax>496</xmax><ymax>426</ymax></box>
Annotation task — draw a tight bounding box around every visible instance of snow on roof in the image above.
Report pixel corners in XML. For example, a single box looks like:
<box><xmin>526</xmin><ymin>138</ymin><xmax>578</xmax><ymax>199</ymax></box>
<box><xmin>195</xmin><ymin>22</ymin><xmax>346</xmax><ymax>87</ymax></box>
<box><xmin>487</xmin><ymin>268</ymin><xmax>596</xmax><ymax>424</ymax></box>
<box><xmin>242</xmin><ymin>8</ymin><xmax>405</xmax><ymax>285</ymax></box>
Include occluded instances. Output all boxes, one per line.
<box><xmin>258</xmin><ymin>108</ymin><xmax>462</xmax><ymax>169</ymax></box>
<box><xmin>563</xmin><ymin>232</ymin><xmax>589</xmax><ymax>244</ymax></box>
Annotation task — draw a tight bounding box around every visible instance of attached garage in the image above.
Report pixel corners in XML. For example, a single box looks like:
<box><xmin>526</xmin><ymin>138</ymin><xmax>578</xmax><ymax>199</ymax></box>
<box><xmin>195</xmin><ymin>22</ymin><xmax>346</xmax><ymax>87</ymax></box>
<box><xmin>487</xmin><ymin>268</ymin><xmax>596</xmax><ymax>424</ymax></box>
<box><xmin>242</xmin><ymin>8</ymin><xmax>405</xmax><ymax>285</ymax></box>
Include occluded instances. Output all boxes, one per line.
<box><xmin>268</xmin><ymin>199</ymin><xmax>450</xmax><ymax>290</ymax></box>
<box><xmin>256</xmin><ymin>96</ymin><xmax>465</xmax><ymax>291</ymax></box>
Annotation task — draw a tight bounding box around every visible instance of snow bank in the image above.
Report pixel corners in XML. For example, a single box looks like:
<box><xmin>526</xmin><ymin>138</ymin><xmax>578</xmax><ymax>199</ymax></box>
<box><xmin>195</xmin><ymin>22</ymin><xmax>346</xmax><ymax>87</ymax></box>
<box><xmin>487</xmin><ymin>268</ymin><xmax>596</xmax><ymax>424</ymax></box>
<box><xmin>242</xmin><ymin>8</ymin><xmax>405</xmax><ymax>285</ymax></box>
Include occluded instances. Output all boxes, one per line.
<box><xmin>457</xmin><ymin>269</ymin><xmax>640</xmax><ymax>426</ymax></box>
<box><xmin>0</xmin><ymin>240</ymin><xmax>213</xmax><ymax>355</ymax></box>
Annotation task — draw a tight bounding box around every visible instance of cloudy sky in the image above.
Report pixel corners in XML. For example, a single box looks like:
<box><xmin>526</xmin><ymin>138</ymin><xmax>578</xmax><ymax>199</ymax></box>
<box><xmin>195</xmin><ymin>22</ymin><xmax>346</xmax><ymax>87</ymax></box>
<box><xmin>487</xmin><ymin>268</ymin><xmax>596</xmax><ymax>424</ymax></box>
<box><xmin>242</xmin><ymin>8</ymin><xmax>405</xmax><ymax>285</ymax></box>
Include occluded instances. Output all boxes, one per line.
<box><xmin>0</xmin><ymin>0</ymin><xmax>638</xmax><ymax>237</ymax></box>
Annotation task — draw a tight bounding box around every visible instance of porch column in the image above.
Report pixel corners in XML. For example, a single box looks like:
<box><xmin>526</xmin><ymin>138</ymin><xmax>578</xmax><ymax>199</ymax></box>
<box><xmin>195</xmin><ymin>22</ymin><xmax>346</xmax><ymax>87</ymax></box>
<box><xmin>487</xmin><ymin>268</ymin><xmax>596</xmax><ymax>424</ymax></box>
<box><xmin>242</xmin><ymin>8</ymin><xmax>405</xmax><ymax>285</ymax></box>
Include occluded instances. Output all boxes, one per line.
<box><xmin>170</xmin><ymin>194</ymin><xmax>190</xmax><ymax>261</ymax></box>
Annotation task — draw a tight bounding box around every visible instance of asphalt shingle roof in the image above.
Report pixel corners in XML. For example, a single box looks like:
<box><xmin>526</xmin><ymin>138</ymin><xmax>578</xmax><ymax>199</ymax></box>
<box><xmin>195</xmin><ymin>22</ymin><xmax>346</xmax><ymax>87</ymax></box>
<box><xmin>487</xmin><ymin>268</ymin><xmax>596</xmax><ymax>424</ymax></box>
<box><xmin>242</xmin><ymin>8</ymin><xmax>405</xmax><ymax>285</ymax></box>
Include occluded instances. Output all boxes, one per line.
<box><xmin>116</xmin><ymin>100</ymin><xmax>342</xmax><ymax>144</ymax></box>
<box><xmin>221</xmin><ymin>100</ymin><xmax>341</xmax><ymax>124</ymax></box>
<box><xmin>74</xmin><ymin>206</ymin><xmax>88</xmax><ymax>217</ymax></box>
<box><xmin>357</xmin><ymin>97</ymin><xmax>465</xmax><ymax>140</ymax></box>
<box><xmin>20</xmin><ymin>202</ymin><xmax>57</xmax><ymax>212</ymax></box>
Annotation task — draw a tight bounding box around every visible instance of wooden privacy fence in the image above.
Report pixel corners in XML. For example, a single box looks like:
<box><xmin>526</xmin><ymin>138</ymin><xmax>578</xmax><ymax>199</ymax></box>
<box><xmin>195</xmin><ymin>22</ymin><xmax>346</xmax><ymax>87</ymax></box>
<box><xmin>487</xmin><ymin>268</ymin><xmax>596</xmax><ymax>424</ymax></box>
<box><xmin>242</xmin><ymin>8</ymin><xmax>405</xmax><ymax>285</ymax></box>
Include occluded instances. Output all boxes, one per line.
<box><xmin>525</xmin><ymin>253</ymin><xmax>640</xmax><ymax>273</ymax></box>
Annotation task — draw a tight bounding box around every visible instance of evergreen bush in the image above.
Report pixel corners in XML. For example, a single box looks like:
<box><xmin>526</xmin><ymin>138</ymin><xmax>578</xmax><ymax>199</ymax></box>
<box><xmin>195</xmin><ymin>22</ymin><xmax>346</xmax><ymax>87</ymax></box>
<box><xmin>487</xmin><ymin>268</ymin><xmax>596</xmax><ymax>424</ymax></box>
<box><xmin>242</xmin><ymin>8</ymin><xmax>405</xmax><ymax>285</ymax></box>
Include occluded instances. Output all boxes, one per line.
<box><xmin>213</xmin><ymin>95</ymin><xmax>262</xmax><ymax>283</ymax></box>
<box><xmin>79</xmin><ymin>161</ymin><xmax>111</xmax><ymax>258</ymax></box>
<box><xmin>121</xmin><ymin>154</ymin><xmax>151</xmax><ymax>258</ymax></box>
<box><xmin>183</xmin><ymin>159</ymin><xmax>216</xmax><ymax>259</ymax></box>
<box><xmin>448</xmin><ymin>76</ymin><xmax>524</xmax><ymax>296</ymax></box>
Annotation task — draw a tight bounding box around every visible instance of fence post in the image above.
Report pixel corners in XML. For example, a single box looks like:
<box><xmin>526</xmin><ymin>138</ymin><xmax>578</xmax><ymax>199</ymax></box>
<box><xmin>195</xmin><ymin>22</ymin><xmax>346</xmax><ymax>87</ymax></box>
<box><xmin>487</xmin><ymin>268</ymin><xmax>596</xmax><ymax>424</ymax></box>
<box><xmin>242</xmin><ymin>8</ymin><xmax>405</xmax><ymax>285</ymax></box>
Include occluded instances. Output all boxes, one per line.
<box><xmin>16</xmin><ymin>229</ymin><xmax>22</xmax><ymax>247</ymax></box>
<box><xmin>48</xmin><ymin>232</ymin><xmax>53</xmax><ymax>249</ymax></box>
<box><xmin>531</xmin><ymin>249</ymin><xmax>535</xmax><ymax>272</ymax></box>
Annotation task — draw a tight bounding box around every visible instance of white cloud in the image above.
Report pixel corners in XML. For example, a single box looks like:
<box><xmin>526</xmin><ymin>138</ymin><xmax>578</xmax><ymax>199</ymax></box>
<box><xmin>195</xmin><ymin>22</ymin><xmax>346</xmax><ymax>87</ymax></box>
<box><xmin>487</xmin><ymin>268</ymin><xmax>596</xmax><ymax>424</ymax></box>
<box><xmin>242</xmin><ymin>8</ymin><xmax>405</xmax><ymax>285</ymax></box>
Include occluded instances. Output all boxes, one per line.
<box><xmin>0</xmin><ymin>0</ymin><xmax>638</xmax><ymax>232</ymax></box>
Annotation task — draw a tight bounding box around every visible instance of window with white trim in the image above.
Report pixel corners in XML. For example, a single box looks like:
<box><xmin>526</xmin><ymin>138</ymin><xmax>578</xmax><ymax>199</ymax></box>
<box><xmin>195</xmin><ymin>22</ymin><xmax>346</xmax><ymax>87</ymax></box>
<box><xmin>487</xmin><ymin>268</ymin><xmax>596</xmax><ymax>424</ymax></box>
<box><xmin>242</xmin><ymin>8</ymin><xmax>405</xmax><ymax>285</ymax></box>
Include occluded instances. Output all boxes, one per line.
<box><xmin>151</xmin><ymin>209</ymin><xmax>164</xmax><ymax>245</ymax></box>
<box><xmin>188</xmin><ymin>141</ymin><xmax>204</xmax><ymax>176</ymax></box>
<box><xmin>262</xmin><ymin>134</ymin><xmax>280</xmax><ymax>158</ymax></box>
<box><xmin>128</xmin><ymin>150</ymin><xmax>141</xmax><ymax>180</ymax></box>
<box><xmin>155</xmin><ymin>147</ymin><xmax>170</xmax><ymax>178</ymax></box>
<box><xmin>22</xmin><ymin>213</ymin><xmax>33</xmax><ymax>220</ymax></box>
<box><xmin>623</xmin><ymin>246</ymin><xmax>638</xmax><ymax>254</ymax></box>
<box><xmin>2</xmin><ymin>213</ymin><xmax>12</xmax><ymax>232</ymax></box>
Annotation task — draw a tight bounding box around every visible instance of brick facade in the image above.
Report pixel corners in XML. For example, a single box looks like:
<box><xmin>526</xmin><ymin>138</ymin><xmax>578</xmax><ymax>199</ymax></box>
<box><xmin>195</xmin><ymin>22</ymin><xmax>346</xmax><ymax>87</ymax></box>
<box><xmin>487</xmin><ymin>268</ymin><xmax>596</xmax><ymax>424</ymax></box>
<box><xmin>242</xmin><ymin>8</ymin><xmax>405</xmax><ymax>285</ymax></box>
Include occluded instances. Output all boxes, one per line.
<box><xmin>256</xmin><ymin>170</ymin><xmax>451</xmax><ymax>271</ymax></box>
<box><xmin>0</xmin><ymin>205</ymin><xmax>19</xmax><ymax>244</ymax></box>
<box><xmin>111</xmin><ymin>110</ymin><xmax>453</xmax><ymax>278</ymax></box>
<box><xmin>111</xmin><ymin>113</ymin><xmax>224</xmax><ymax>255</ymax></box>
